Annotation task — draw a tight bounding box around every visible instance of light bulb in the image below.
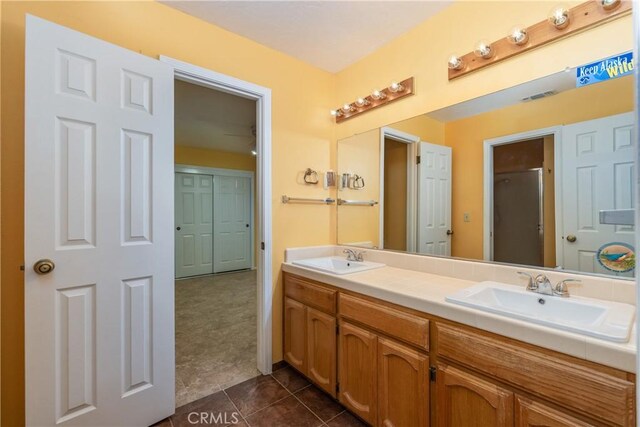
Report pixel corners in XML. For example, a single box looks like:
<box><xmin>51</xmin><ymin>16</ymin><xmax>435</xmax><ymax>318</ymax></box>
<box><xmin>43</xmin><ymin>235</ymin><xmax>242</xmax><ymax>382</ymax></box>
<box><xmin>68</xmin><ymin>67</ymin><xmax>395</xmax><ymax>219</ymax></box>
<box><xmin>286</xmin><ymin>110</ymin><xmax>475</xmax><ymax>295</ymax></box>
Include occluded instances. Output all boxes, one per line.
<box><xmin>473</xmin><ymin>40</ymin><xmax>493</xmax><ymax>59</ymax></box>
<box><xmin>342</xmin><ymin>103</ymin><xmax>353</xmax><ymax>113</ymax></box>
<box><xmin>389</xmin><ymin>82</ymin><xmax>404</xmax><ymax>93</ymax></box>
<box><xmin>330</xmin><ymin>109</ymin><xmax>337</xmax><ymax>116</ymax></box>
<box><xmin>507</xmin><ymin>26</ymin><xmax>529</xmax><ymax>46</ymax></box>
<box><xmin>355</xmin><ymin>97</ymin><xmax>369</xmax><ymax>107</ymax></box>
<box><xmin>371</xmin><ymin>89</ymin><xmax>386</xmax><ymax>100</ymax></box>
<box><xmin>548</xmin><ymin>5</ymin><xmax>570</xmax><ymax>29</ymax></box>
<box><xmin>600</xmin><ymin>0</ymin><xmax>621</xmax><ymax>11</ymax></box>
<box><xmin>447</xmin><ymin>54</ymin><xmax>464</xmax><ymax>70</ymax></box>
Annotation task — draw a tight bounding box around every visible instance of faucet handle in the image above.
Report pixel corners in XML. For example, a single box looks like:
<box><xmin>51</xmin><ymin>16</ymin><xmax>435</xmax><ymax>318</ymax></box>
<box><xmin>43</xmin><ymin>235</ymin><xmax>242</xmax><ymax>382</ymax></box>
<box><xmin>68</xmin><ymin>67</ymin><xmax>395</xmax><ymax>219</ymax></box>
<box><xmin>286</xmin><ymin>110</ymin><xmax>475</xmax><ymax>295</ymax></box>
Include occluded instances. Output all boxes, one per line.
<box><xmin>554</xmin><ymin>279</ymin><xmax>582</xmax><ymax>297</ymax></box>
<box><xmin>517</xmin><ymin>271</ymin><xmax>537</xmax><ymax>291</ymax></box>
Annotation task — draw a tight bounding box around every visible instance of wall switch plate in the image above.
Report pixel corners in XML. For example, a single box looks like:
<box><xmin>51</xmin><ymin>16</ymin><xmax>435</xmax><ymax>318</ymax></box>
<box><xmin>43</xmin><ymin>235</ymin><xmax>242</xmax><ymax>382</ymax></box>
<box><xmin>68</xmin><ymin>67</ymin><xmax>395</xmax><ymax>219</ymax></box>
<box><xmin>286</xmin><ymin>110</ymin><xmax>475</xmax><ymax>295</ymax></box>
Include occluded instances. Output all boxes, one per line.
<box><xmin>464</xmin><ymin>213</ymin><xmax>471</xmax><ymax>222</ymax></box>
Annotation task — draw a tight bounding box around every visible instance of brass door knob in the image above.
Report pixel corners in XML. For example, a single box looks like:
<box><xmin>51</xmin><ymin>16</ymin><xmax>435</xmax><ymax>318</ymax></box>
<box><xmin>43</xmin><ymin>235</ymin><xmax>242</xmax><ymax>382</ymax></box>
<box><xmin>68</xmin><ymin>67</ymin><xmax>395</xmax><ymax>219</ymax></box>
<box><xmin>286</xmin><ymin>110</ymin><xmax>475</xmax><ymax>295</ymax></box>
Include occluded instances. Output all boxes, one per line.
<box><xmin>33</xmin><ymin>259</ymin><xmax>55</xmax><ymax>275</ymax></box>
<box><xmin>566</xmin><ymin>235</ymin><xmax>577</xmax><ymax>243</ymax></box>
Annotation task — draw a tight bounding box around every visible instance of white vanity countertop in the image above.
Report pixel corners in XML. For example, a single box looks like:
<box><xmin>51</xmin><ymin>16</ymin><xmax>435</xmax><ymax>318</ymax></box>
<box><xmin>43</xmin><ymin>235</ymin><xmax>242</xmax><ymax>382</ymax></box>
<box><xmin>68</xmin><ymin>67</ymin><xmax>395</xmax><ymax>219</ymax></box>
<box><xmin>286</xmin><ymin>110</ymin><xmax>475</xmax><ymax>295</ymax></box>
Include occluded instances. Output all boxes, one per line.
<box><xmin>282</xmin><ymin>262</ymin><xmax>637</xmax><ymax>373</ymax></box>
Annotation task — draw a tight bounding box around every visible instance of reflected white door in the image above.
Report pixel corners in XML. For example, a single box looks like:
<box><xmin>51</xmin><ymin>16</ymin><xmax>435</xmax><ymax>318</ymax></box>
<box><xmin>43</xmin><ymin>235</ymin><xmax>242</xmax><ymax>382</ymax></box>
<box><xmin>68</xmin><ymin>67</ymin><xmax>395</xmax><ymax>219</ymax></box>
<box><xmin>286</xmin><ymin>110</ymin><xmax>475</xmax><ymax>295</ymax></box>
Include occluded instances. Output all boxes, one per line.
<box><xmin>175</xmin><ymin>173</ymin><xmax>214</xmax><ymax>278</ymax></box>
<box><xmin>561</xmin><ymin>112</ymin><xmax>635</xmax><ymax>274</ymax></box>
<box><xmin>25</xmin><ymin>16</ymin><xmax>174</xmax><ymax>426</ymax></box>
<box><xmin>417</xmin><ymin>142</ymin><xmax>452</xmax><ymax>255</ymax></box>
<box><xmin>214</xmin><ymin>175</ymin><xmax>252</xmax><ymax>272</ymax></box>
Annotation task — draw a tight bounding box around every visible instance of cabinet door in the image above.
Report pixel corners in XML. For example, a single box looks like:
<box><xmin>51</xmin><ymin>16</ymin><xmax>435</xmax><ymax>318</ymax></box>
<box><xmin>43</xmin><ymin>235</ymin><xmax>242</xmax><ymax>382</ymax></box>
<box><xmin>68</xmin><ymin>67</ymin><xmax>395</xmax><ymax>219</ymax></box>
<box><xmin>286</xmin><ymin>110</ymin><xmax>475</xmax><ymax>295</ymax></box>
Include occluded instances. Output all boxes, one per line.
<box><xmin>284</xmin><ymin>297</ymin><xmax>307</xmax><ymax>374</ymax></box>
<box><xmin>516</xmin><ymin>395</ymin><xmax>595</xmax><ymax>427</ymax></box>
<box><xmin>378</xmin><ymin>338</ymin><xmax>429</xmax><ymax>427</ymax></box>
<box><xmin>436</xmin><ymin>363</ymin><xmax>513</xmax><ymax>427</ymax></box>
<box><xmin>339</xmin><ymin>321</ymin><xmax>378</xmax><ymax>425</ymax></box>
<box><xmin>307</xmin><ymin>307</ymin><xmax>337</xmax><ymax>397</ymax></box>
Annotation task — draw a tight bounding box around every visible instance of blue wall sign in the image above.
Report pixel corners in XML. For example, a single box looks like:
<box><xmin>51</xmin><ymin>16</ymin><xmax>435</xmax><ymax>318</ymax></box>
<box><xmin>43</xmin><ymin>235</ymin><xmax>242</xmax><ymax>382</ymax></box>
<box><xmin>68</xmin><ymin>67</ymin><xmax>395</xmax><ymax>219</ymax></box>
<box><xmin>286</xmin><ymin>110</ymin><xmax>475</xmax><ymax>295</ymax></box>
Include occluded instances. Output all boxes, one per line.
<box><xmin>576</xmin><ymin>51</ymin><xmax>633</xmax><ymax>87</ymax></box>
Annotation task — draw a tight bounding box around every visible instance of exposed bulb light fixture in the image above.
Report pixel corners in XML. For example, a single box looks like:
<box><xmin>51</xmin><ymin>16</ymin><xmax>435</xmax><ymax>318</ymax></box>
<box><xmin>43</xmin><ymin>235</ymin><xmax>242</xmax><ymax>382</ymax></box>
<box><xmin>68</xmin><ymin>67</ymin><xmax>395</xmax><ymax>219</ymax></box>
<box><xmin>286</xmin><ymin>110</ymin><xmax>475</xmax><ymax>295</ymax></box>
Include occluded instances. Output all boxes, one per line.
<box><xmin>447</xmin><ymin>54</ymin><xmax>465</xmax><ymax>71</ymax></box>
<box><xmin>600</xmin><ymin>0</ymin><xmax>621</xmax><ymax>11</ymax></box>
<box><xmin>331</xmin><ymin>77</ymin><xmax>414</xmax><ymax>121</ymax></box>
<box><xmin>355</xmin><ymin>97</ymin><xmax>370</xmax><ymax>107</ymax></box>
<box><xmin>371</xmin><ymin>89</ymin><xmax>387</xmax><ymax>100</ymax></box>
<box><xmin>548</xmin><ymin>5</ymin><xmax>570</xmax><ymax>29</ymax></box>
<box><xmin>473</xmin><ymin>40</ymin><xmax>493</xmax><ymax>59</ymax></box>
<box><xmin>389</xmin><ymin>82</ymin><xmax>404</xmax><ymax>93</ymax></box>
<box><xmin>507</xmin><ymin>26</ymin><xmax>529</xmax><ymax>46</ymax></box>
<box><xmin>250</xmin><ymin>149</ymin><xmax>257</xmax><ymax>156</ymax></box>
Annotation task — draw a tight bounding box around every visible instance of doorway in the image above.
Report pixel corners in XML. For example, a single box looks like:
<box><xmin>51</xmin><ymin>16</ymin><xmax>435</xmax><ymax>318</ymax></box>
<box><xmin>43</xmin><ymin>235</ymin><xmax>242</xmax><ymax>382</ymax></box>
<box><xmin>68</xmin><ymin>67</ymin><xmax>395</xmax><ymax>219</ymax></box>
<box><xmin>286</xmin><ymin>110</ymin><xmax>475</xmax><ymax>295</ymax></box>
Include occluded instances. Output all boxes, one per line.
<box><xmin>172</xmin><ymin>78</ymin><xmax>260</xmax><ymax>406</ymax></box>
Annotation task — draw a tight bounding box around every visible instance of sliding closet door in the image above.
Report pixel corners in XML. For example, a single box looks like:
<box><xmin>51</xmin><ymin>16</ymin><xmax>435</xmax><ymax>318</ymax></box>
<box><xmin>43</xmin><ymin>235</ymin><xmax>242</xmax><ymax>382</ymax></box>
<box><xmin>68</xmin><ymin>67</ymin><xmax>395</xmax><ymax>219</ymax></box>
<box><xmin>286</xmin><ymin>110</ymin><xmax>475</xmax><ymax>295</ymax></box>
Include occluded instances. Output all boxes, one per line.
<box><xmin>214</xmin><ymin>175</ymin><xmax>252</xmax><ymax>272</ymax></box>
<box><xmin>175</xmin><ymin>173</ymin><xmax>214</xmax><ymax>278</ymax></box>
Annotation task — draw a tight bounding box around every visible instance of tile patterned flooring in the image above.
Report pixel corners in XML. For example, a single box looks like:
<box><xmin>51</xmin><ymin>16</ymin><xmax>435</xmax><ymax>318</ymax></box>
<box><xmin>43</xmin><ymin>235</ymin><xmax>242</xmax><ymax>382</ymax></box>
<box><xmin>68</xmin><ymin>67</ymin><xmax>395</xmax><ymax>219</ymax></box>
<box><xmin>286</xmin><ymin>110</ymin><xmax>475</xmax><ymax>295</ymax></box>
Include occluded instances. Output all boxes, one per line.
<box><xmin>153</xmin><ymin>364</ymin><xmax>366</xmax><ymax>427</ymax></box>
<box><xmin>175</xmin><ymin>271</ymin><xmax>260</xmax><ymax>407</ymax></box>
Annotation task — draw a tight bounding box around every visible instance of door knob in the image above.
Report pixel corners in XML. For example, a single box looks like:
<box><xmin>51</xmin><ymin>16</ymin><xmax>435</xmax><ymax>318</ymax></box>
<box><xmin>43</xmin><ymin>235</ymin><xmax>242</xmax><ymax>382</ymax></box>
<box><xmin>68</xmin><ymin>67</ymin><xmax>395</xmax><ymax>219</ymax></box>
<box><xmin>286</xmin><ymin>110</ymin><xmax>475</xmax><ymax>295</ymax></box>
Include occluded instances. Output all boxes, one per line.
<box><xmin>176</xmin><ymin>227</ymin><xmax>181</xmax><ymax>231</ymax></box>
<box><xmin>246</xmin><ymin>224</ymin><xmax>250</xmax><ymax>228</ymax></box>
<box><xmin>566</xmin><ymin>235</ymin><xmax>577</xmax><ymax>243</ymax></box>
<box><xmin>33</xmin><ymin>259</ymin><xmax>55</xmax><ymax>275</ymax></box>
<box><xmin>446</xmin><ymin>230</ymin><xmax>454</xmax><ymax>236</ymax></box>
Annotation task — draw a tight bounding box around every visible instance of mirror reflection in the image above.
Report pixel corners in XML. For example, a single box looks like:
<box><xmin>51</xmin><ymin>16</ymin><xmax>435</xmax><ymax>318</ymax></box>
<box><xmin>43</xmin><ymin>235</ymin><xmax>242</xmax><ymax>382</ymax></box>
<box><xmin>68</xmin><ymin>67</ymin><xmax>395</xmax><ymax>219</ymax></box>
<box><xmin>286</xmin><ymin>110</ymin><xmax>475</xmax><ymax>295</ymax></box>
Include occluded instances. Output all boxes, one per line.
<box><xmin>337</xmin><ymin>71</ymin><xmax>635</xmax><ymax>278</ymax></box>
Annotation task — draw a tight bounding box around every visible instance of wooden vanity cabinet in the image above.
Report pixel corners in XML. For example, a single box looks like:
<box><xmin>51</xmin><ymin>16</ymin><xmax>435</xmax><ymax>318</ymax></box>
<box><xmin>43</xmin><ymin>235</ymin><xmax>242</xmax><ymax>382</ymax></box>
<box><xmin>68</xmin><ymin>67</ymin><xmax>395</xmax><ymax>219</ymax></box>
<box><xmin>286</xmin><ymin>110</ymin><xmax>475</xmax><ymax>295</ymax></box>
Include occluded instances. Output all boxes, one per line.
<box><xmin>515</xmin><ymin>395</ymin><xmax>595</xmax><ymax>427</ymax></box>
<box><xmin>436</xmin><ymin>362</ymin><xmax>513</xmax><ymax>427</ymax></box>
<box><xmin>338</xmin><ymin>321</ymin><xmax>378</xmax><ymax>424</ymax></box>
<box><xmin>283</xmin><ymin>275</ymin><xmax>337</xmax><ymax>397</ymax></box>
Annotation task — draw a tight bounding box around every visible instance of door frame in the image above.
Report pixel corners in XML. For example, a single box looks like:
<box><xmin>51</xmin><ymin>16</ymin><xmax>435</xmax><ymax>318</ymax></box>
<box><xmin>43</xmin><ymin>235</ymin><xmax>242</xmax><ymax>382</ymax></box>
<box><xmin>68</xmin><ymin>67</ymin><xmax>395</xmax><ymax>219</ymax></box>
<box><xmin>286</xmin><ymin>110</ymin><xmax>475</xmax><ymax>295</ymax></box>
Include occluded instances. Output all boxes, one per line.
<box><xmin>175</xmin><ymin>165</ymin><xmax>256</xmax><ymax>270</ymax></box>
<box><xmin>379</xmin><ymin>127</ymin><xmax>420</xmax><ymax>252</ymax></box>
<box><xmin>482</xmin><ymin>126</ymin><xmax>562</xmax><ymax>265</ymax></box>
<box><xmin>162</xmin><ymin>56</ymin><xmax>273</xmax><ymax>374</ymax></box>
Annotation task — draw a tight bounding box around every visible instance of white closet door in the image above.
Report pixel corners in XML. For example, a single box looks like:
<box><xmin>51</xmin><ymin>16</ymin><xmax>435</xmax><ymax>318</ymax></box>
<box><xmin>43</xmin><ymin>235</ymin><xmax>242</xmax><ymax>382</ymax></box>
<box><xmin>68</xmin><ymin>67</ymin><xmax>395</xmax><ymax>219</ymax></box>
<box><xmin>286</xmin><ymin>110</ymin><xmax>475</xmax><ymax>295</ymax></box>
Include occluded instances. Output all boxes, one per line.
<box><xmin>560</xmin><ymin>112</ymin><xmax>635</xmax><ymax>274</ymax></box>
<box><xmin>417</xmin><ymin>142</ymin><xmax>452</xmax><ymax>256</ymax></box>
<box><xmin>214</xmin><ymin>175</ymin><xmax>252</xmax><ymax>272</ymax></box>
<box><xmin>25</xmin><ymin>16</ymin><xmax>174</xmax><ymax>426</ymax></box>
<box><xmin>175</xmin><ymin>173</ymin><xmax>214</xmax><ymax>278</ymax></box>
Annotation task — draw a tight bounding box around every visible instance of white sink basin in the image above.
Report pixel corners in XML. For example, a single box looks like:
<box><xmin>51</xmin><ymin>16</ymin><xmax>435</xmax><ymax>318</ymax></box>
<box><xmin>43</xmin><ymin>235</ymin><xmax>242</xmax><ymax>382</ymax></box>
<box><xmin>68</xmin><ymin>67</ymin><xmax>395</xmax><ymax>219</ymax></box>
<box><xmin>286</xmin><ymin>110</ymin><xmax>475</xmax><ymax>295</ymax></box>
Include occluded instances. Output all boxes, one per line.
<box><xmin>292</xmin><ymin>256</ymin><xmax>385</xmax><ymax>275</ymax></box>
<box><xmin>446</xmin><ymin>281</ymin><xmax>635</xmax><ymax>343</ymax></box>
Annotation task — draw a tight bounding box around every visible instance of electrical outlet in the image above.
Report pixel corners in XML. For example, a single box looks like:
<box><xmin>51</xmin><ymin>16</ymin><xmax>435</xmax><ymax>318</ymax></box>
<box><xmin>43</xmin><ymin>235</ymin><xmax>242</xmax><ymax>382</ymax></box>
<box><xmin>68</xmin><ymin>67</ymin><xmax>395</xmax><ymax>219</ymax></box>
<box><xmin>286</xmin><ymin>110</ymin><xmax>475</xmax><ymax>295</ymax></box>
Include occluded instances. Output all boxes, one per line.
<box><xmin>463</xmin><ymin>212</ymin><xmax>471</xmax><ymax>222</ymax></box>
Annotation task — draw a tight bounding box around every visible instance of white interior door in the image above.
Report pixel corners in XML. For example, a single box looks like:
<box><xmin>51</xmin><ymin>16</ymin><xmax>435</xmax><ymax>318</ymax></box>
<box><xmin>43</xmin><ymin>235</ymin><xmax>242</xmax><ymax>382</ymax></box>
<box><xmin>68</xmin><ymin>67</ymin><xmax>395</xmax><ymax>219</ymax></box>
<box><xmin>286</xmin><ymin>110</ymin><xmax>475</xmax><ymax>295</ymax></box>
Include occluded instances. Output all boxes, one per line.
<box><xmin>214</xmin><ymin>175</ymin><xmax>252</xmax><ymax>272</ymax></box>
<box><xmin>25</xmin><ymin>16</ymin><xmax>174</xmax><ymax>426</ymax></box>
<box><xmin>175</xmin><ymin>173</ymin><xmax>214</xmax><ymax>278</ymax></box>
<box><xmin>417</xmin><ymin>142</ymin><xmax>452</xmax><ymax>255</ymax></box>
<box><xmin>560</xmin><ymin>112</ymin><xmax>635</xmax><ymax>274</ymax></box>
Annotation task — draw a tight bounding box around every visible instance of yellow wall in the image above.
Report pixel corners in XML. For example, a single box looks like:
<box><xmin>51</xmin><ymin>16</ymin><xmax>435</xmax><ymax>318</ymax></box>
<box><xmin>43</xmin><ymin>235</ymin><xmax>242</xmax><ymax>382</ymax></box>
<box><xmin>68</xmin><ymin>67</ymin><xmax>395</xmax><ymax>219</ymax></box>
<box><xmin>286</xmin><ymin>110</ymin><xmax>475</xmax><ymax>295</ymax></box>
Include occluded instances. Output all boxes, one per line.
<box><xmin>383</xmin><ymin>139</ymin><xmax>408</xmax><ymax>251</ymax></box>
<box><xmin>335</xmin><ymin>2</ymin><xmax>632</xmax><ymax>140</ymax></box>
<box><xmin>337</xmin><ymin>129</ymin><xmax>380</xmax><ymax>247</ymax></box>
<box><xmin>386</xmin><ymin>114</ymin><xmax>445</xmax><ymax>146</ymax></box>
<box><xmin>446</xmin><ymin>76</ymin><xmax>634</xmax><ymax>260</ymax></box>
<box><xmin>1</xmin><ymin>2</ymin><xmax>334</xmax><ymax>425</ymax></box>
<box><xmin>175</xmin><ymin>145</ymin><xmax>257</xmax><ymax>172</ymax></box>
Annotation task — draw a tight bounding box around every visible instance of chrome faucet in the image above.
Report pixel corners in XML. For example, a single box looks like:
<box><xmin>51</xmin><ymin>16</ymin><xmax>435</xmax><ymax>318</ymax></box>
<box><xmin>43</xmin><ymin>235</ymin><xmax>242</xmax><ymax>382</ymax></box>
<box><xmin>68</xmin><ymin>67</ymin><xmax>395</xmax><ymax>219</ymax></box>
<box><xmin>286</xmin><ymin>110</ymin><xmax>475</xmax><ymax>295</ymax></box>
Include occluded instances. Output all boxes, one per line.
<box><xmin>517</xmin><ymin>271</ymin><xmax>581</xmax><ymax>298</ymax></box>
<box><xmin>343</xmin><ymin>249</ymin><xmax>365</xmax><ymax>262</ymax></box>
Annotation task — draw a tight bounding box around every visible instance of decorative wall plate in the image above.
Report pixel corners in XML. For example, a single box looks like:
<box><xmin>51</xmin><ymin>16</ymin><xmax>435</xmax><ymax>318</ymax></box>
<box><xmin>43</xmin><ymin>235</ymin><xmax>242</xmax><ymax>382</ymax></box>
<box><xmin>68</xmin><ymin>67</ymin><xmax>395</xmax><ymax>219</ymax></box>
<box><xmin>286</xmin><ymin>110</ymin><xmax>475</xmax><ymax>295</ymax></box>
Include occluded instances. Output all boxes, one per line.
<box><xmin>596</xmin><ymin>242</ymin><xmax>635</xmax><ymax>273</ymax></box>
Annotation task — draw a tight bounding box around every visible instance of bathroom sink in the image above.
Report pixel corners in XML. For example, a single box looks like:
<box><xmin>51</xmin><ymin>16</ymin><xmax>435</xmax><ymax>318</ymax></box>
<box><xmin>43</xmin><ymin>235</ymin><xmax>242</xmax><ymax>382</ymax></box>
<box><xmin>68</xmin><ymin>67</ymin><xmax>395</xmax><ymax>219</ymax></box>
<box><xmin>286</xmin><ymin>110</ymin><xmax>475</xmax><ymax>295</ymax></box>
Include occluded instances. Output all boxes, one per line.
<box><xmin>446</xmin><ymin>281</ymin><xmax>635</xmax><ymax>342</ymax></box>
<box><xmin>292</xmin><ymin>256</ymin><xmax>385</xmax><ymax>275</ymax></box>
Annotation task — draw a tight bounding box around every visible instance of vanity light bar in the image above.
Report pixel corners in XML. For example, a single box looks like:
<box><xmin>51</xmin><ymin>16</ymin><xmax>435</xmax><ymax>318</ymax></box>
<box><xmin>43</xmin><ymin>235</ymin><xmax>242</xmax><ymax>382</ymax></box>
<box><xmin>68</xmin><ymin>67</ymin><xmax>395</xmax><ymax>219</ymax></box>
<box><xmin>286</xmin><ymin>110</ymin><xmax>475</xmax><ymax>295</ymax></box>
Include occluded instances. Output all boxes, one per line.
<box><xmin>331</xmin><ymin>77</ymin><xmax>415</xmax><ymax>123</ymax></box>
<box><xmin>448</xmin><ymin>0</ymin><xmax>631</xmax><ymax>80</ymax></box>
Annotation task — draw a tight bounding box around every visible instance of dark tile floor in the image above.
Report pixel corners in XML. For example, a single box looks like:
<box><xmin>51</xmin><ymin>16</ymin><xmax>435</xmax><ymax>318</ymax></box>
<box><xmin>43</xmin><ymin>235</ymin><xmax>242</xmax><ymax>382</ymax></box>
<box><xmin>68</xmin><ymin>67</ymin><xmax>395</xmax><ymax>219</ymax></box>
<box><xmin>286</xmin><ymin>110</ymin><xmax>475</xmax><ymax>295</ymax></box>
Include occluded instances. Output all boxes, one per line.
<box><xmin>152</xmin><ymin>364</ymin><xmax>367</xmax><ymax>427</ymax></box>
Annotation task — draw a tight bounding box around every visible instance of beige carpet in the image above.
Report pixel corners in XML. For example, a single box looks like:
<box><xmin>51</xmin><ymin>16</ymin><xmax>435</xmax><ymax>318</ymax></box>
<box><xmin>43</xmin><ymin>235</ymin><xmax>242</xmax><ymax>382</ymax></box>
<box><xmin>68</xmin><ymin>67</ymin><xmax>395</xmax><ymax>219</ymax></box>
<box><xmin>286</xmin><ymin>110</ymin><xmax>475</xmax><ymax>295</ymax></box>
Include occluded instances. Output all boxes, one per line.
<box><xmin>175</xmin><ymin>270</ymin><xmax>259</xmax><ymax>407</ymax></box>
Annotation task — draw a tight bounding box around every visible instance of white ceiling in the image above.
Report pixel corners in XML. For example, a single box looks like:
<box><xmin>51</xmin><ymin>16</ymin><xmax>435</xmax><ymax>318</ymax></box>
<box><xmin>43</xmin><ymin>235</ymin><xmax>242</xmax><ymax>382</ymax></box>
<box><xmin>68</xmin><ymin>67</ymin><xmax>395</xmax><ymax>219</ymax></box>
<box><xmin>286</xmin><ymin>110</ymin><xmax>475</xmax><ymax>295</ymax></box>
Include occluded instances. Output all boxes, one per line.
<box><xmin>175</xmin><ymin>80</ymin><xmax>257</xmax><ymax>154</ymax></box>
<box><xmin>161</xmin><ymin>1</ymin><xmax>453</xmax><ymax>73</ymax></box>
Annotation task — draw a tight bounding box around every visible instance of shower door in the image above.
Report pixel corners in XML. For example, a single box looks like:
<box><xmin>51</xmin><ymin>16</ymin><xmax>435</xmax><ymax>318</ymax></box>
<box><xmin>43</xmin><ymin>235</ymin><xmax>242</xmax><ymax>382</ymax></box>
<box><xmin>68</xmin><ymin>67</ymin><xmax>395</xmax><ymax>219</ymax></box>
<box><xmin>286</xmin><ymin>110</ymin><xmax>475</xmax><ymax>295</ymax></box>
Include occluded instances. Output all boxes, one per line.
<box><xmin>493</xmin><ymin>169</ymin><xmax>543</xmax><ymax>266</ymax></box>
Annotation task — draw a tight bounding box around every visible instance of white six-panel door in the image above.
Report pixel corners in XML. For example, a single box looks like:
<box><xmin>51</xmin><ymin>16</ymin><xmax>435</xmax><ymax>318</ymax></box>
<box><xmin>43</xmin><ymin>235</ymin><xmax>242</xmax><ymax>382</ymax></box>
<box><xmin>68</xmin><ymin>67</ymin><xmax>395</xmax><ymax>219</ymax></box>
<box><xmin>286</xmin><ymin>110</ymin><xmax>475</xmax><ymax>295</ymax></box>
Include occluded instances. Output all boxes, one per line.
<box><xmin>418</xmin><ymin>142</ymin><xmax>453</xmax><ymax>256</ymax></box>
<box><xmin>175</xmin><ymin>173</ymin><xmax>214</xmax><ymax>278</ymax></box>
<box><xmin>214</xmin><ymin>175</ymin><xmax>252</xmax><ymax>272</ymax></box>
<box><xmin>25</xmin><ymin>16</ymin><xmax>174</xmax><ymax>426</ymax></box>
<box><xmin>561</xmin><ymin>112</ymin><xmax>635</xmax><ymax>274</ymax></box>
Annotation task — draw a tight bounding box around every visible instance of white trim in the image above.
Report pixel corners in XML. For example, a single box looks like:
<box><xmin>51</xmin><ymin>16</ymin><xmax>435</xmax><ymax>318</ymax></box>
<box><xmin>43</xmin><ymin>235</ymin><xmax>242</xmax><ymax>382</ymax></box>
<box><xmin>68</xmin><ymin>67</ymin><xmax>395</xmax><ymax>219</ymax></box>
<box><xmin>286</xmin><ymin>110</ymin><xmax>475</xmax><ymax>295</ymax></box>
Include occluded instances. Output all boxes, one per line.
<box><xmin>175</xmin><ymin>164</ymin><xmax>256</xmax><ymax>269</ymax></box>
<box><xmin>380</xmin><ymin>127</ymin><xmax>420</xmax><ymax>252</ymax></box>
<box><xmin>161</xmin><ymin>56</ymin><xmax>273</xmax><ymax>375</ymax></box>
<box><xmin>482</xmin><ymin>126</ymin><xmax>562</xmax><ymax>265</ymax></box>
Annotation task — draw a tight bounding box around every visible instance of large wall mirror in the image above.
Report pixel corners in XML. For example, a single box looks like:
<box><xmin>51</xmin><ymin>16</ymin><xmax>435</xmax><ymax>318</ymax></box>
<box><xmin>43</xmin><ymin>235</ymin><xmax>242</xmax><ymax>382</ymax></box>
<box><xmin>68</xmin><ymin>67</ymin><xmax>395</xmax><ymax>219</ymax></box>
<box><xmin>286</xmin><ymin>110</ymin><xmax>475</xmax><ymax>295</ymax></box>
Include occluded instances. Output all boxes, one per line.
<box><xmin>337</xmin><ymin>61</ymin><xmax>635</xmax><ymax>279</ymax></box>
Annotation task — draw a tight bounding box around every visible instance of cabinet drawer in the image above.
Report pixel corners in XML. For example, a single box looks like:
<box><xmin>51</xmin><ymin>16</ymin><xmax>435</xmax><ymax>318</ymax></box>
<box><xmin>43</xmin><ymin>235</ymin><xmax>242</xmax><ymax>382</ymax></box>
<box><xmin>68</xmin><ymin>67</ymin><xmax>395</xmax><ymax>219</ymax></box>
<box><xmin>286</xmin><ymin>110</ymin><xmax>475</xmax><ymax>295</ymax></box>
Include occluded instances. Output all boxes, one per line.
<box><xmin>284</xmin><ymin>274</ymin><xmax>336</xmax><ymax>314</ymax></box>
<box><xmin>339</xmin><ymin>293</ymin><xmax>429</xmax><ymax>351</ymax></box>
<box><xmin>435</xmin><ymin>323</ymin><xmax>635</xmax><ymax>426</ymax></box>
